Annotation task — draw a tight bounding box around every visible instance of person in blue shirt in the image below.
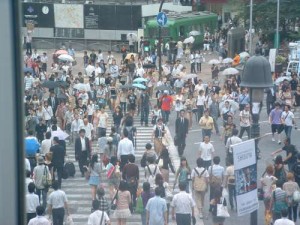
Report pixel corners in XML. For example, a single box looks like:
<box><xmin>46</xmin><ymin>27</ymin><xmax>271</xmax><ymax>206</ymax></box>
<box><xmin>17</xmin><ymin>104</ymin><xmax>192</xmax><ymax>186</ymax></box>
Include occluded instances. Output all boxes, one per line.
<box><xmin>25</xmin><ymin>130</ymin><xmax>40</xmax><ymax>172</ymax></box>
<box><xmin>146</xmin><ymin>187</ymin><xmax>168</xmax><ymax>225</ymax></box>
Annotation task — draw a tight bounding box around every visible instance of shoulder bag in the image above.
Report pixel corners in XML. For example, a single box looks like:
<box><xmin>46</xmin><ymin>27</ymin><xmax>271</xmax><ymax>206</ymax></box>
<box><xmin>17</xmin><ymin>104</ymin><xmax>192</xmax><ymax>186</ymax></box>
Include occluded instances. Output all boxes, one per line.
<box><xmin>110</xmin><ymin>190</ymin><xmax>119</xmax><ymax>210</ymax></box>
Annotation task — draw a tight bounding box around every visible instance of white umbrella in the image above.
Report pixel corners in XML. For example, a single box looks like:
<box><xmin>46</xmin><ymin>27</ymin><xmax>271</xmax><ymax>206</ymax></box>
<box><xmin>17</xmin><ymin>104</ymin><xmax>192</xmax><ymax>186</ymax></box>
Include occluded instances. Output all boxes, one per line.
<box><xmin>275</xmin><ymin>76</ymin><xmax>291</xmax><ymax>85</ymax></box>
<box><xmin>183</xmin><ymin>36</ymin><xmax>195</xmax><ymax>44</ymax></box>
<box><xmin>221</xmin><ymin>67</ymin><xmax>239</xmax><ymax>76</ymax></box>
<box><xmin>182</xmin><ymin>73</ymin><xmax>198</xmax><ymax>80</ymax></box>
<box><xmin>208</xmin><ymin>59</ymin><xmax>220</xmax><ymax>65</ymax></box>
<box><xmin>189</xmin><ymin>30</ymin><xmax>201</xmax><ymax>36</ymax></box>
<box><xmin>51</xmin><ymin>130</ymin><xmax>69</xmax><ymax>140</ymax></box>
<box><xmin>73</xmin><ymin>83</ymin><xmax>90</xmax><ymax>92</ymax></box>
<box><xmin>219</xmin><ymin>99</ymin><xmax>239</xmax><ymax>112</ymax></box>
<box><xmin>222</xmin><ymin>58</ymin><xmax>233</xmax><ymax>64</ymax></box>
<box><xmin>127</xmin><ymin>33</ymin><xmax>137</xmax><ymax>41</ymax></box>
<box><xmin>85</xmin><ymin>65</ymin><xmax>95</xmax><ymax>77</ymax></box>
<box><xmin>239</xmin><ymin>52</ymin><xmax>250</xmax><ymax>58</ymax></box>
<box><xmin>58</xmin><ymin>54</ymin><xmax>74</xmax><ymax>62</ymax></box>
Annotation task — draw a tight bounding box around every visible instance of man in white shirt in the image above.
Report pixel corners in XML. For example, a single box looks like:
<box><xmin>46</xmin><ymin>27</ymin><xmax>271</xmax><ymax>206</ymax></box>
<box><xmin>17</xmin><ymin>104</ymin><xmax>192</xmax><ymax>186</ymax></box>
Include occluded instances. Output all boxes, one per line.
<box><xmin>26</xmin><ymin>182</ymin><xmax>40</xmax><ymax>223</ymax></box>
<box><xmin>28</xmin><ymin>205</ymin><xmax>50</xmax><ymax>225</ymax></box>
<box><xmin>41</xmin><ymin>132</ymin><xmax>52</xmax><ymax>155</ymax></box>
<box><xmin>171</xmin><ymin>182</ymin><xmax>195</xmax><ymax>225</ymax></box>
<box><xmin>281</xmin><ymin>105</ymin><xmax>296</xmax><ymax>141</ymax></box>
<box><xmin>274</xmin><ymin>208</ymin><xmax>295</xmax><ymax>225</ymax></box>
<box><xmin>24</xmin><ymin>72</ymin><xmax>34</xmax><ymax>90</ymax></box>
<box><xmin>40</xmin><ymin>52</ymin><xmax>48</xmax><ymax>72</ymax></box>
<box><xmin>88</xmin><ymin>200</ymin><xmax>111</xmax><ymax>225</ymax></box>
<box><xmin>80</xmin><ymin>118</ymin><xmax>94</xmax><ymax>141</ymax></box>
<box><xmin>70</xmin><ymin>114</ymin><xmax>83</xmax><ymax>143</ymax></box>
<box><xmin>225</xmin><ymin>128</ymin><xmax>242</xmax><ymax>165</ymax></box>
<box><xmin>47</xmin><ymin>181</ymin><xmax>69</xmax><ymax>225</ymax></box>
<box><xmin>117</xmin><ymin>129</ymin><xmax>134</xmax><ymax>170</ymax></box>
<box><xmin>199</xmin><ymin>136</ymin><xmax>215</xmax><ymax>169</ymax></box>
<box><xmin>136</xmin><ymin>63</ymin><xmax>145</xmax><ymax>77</ymax></box>
<box><xmin>97</xmin><ymin>107</ymin><xmax>109</xmax><ymax>137</ymax></box>
<box><xmin>239</xmin><ymin>103</ymin><xmax>251</xmax><ymax>139</ymax></box>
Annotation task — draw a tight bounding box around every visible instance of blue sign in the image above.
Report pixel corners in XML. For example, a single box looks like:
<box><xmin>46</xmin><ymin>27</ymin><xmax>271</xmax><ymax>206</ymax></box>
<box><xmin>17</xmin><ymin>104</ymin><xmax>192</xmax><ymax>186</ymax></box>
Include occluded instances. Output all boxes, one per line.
<box><xmin>156</xmin><ymin>12</ymin><xmax>167</xmax><ymax>27</ymax></box>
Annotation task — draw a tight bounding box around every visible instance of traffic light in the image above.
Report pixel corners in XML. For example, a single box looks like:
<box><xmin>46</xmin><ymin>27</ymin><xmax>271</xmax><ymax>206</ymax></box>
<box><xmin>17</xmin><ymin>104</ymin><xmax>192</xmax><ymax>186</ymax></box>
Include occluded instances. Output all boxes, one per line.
<box><xmin>144</xmin><ymin>40</ymin><xmax>150</xmax><ymax>52</ymax></box>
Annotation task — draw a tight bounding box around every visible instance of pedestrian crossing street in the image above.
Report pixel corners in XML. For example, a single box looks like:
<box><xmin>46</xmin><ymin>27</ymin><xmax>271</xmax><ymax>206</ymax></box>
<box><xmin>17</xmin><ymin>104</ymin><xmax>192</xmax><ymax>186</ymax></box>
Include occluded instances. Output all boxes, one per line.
<box><xmin>61</xmin><ymin>111</ymin><xmax>179</xmax><ymax>225</ymax></box>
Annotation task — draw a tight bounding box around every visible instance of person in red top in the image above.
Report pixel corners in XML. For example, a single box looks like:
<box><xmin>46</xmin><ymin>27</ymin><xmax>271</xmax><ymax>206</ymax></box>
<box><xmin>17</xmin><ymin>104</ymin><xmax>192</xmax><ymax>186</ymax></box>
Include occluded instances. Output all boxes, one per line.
<box><xmin>160</xmin><ymin>90</ymin><xmax>173</xmax><ymax>124</ymax></box>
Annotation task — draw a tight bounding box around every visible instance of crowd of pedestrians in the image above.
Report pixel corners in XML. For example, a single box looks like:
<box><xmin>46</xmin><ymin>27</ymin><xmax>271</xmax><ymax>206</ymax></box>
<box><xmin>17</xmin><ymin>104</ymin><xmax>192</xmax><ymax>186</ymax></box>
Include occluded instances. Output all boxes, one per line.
<box><xmin>22</xmin><ymin>37</ymin><xmax>300</xmax><ymax>225</ymax></box>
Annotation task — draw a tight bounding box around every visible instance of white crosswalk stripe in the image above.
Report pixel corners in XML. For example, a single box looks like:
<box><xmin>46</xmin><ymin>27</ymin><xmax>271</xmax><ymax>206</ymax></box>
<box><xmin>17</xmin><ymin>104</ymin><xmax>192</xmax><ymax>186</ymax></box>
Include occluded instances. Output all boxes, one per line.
<box><xmin>61</xmin><ymin>111</ymin><xmax>177</xmax><ymax>225</ymax></box>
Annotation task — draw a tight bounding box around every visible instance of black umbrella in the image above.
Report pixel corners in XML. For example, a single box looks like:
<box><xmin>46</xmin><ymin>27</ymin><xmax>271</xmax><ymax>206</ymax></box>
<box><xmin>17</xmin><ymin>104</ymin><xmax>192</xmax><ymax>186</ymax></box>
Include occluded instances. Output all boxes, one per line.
<box><xmin>143</xmin><ymin>64</ymin><xmax>156</xmax><ymax>69</ymax></box>
<box><xmin>155</xmin><ymin>85</ymin><xmax>172</xmax><ymax>91</ymax></box>
<box><xmin>55</xmin><ymin>80</ymin><xmax>68</xmax><ymax>88</ymax></box>
<box><xmin>119</xmin><ymin>84</ymin><xmax>133</xmax><ymax>89</ymax></box>
<box><xmin>42</xmin><ymin>80</ymin><xmax>57</xmax><ymax>89</ymax></box>
<box><xmin>57</xmin><ymin>93</ymin><xmax>68</xmax><ymax>100</ymax></box>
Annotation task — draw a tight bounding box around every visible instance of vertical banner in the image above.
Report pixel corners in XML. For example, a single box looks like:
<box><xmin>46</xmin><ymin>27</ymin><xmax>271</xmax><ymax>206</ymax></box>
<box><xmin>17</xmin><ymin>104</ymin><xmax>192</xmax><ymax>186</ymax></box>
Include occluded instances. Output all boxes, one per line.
<box><xmin>269</xmin><ymin>48</ymin><xmax>277</xmax><ymax>72</ymax></box>
<box><xmin>232</xmin><ymin>139</ymin><xmax>259</xmax><ymax>216</ymax></box>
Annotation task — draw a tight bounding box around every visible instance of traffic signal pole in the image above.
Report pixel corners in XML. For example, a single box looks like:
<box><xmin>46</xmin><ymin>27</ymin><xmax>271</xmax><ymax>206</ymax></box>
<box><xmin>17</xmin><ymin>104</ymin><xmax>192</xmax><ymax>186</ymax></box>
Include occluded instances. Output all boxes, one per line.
<box><xmin>158</xmin><ymin>0</ymin><xmax>165</xmax><ymax>77</ymax></box>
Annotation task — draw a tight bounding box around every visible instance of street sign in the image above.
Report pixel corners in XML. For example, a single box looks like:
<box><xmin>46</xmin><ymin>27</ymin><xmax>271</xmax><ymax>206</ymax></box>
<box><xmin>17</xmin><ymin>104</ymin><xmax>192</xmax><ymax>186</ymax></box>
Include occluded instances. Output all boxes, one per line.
<box><xmin>156</xmin><ymin>12</ymin><xmax>167</xmax><ymax>27</ymax></box>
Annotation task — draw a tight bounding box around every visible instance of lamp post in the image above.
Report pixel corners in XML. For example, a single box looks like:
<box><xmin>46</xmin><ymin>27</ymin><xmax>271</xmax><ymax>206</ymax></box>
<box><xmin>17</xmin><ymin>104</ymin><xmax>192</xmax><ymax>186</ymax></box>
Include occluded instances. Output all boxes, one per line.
<box><xmin>275</xmin><ymin>0</ymin><xmax>280</xmax><ymax>48</ymax></box>
<box><xmin>249</xmin><ymin>0</ymin><xmax>253</xmax><ymax>54</ymax></box>
<box><xmin>158</xmin><ymin>0</ymin><xmax>165</xmax><ymax>77</ymax></box>
<box><xmin>240</xmin><ymin>49</ymin><xmax>273</xmax><ymax>225</ymax></box>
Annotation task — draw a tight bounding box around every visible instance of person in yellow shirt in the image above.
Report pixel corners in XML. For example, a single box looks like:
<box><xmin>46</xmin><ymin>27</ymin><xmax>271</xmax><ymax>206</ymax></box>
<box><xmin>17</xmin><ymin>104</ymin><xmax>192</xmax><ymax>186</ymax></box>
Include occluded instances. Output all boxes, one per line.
<box><xmin>199</xmin><ymin>109</ymin><xmax>214</xmax><ymax>141</ymax></box>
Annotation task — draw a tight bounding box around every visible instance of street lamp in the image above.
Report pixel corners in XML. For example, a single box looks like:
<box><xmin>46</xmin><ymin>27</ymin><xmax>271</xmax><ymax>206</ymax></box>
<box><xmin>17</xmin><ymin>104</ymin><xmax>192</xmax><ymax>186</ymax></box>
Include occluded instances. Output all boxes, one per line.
<box><xmin>240</xmin><ymin>49</ymin><xmax>273</xmax><ymax>225</ymax></box>
<box><xmin>275</xmin><ymin>0</ymin><xmax>280</xmax><ymax>48</ymax></box>
<box><xmin>158</xmin><ymin>0</ymin><xmax>165</xmax><ymax>77</ymax></box>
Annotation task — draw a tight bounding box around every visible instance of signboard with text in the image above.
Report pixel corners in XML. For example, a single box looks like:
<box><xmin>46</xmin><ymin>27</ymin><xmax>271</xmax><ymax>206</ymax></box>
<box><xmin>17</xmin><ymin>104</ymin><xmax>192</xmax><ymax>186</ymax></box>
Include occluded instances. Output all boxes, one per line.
<box><xmin>232</xmin><ymin>139</ymin><xmax>259</xmax><ymax>217</ymax></box>
<box><xmin>22</xmin><ymin>3</ymin><xmax>54</xmax><ymax>28</ymax></box>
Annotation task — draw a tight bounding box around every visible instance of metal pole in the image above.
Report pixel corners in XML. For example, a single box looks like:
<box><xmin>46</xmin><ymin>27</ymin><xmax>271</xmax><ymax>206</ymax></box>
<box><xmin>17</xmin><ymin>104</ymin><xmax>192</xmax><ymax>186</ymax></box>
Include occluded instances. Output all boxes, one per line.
<box><xmin>249</xmin><ymin>0</ymin><xmax>253</xmax><ymax>54</ymax></box>
<box><xmin>275</xmin><ymin>0</ymin><xmax>280</xmax><ymax>49</ymax></box>
<box><xmin>158</xmin><ymin>0</ymin><xmax>165</xmax><ymax>77</ymax></box>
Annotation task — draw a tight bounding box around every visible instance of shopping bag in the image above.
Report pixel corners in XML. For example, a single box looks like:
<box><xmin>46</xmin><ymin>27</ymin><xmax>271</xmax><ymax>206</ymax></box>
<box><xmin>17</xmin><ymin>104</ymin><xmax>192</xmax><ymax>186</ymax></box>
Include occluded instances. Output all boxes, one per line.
<box><xmin>65</xmin><ymin>215</ymin><xmax>74</xmax><ymax>225</ymax></box>
<box><xmin>217</xmin><ymin>198</ymin><xmax>230</xmax><ymax>218</ymax></box>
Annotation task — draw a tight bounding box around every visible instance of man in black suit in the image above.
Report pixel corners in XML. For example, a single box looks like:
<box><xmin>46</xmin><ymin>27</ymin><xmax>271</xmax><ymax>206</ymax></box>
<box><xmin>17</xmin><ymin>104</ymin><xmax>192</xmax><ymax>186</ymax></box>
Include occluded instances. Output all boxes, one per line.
<box><xmin>175</xmin><ymin>109</ymin><xmax>189</xmax><ymax>157</ymax></box>
<box><xmin>50</xmin><ymin>137</ymin><xmax>65</xmax><ymax>188</ymax></box>
<box><xmin>266</xmin><ymin>85</ymin><xmax>276</xmax><ymax>116</ymax></box>
<box><xmin>48</xmin><ymin>91</ymin><xmax>58</xmax><ymax>115</ymax></box>
<box><xmin>75</xmin><ymin>129</ymin><xmax>91</xmax><ymax>177</ymax></box>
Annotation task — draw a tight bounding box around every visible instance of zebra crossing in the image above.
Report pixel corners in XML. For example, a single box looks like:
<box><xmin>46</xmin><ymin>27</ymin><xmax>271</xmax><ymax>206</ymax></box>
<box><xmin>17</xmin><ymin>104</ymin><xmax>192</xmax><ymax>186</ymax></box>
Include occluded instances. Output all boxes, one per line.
<box><xmin>61</xmin><ymin>112</ymin><xmax>179</xmax><ymax>225</ymax></box>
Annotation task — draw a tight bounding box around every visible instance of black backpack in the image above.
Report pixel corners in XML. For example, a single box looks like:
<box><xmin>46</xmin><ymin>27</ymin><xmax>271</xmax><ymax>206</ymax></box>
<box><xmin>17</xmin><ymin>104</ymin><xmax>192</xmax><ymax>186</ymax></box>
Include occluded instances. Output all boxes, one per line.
<box><xmin>293</xmin><ymin>163</ymin><xmax>300</xmax><ymax>180</ymax></box>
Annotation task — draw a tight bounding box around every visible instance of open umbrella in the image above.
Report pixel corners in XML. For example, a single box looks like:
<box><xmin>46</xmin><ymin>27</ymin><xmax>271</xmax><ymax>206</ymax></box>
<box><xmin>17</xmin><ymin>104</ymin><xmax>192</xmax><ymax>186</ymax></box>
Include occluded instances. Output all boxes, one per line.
<box><xmin>57</xmin><ymin>93</ymin><xmax>68</xmax><ymax>100</ymax></box>
<box><xmin>239</xmin><ymin>52</ymin><xmax>250</xmax><ymax>59</ymax></box>
<box><xmin>42</xmin><ymin>81</ymin><xmax>57</xmax><ymax>89</ymax></box>
<box><xmin>183</xmin><ymin>36</ymin><xmax>195</xmax><ymax>44</ymax></box>
<box><xmin>119</xmin><ymin>84</ymin><xmax>133</xmax><ymax>89</ymax></box>
<box><xmin>208</xmin><ymin>59</ymin><xmax>220</xmax><ymax>65</ymax></box>
<box><xmin>55</xmin><ymin>80</ymin><xmax>68</xmax><ymax>88</ymax></box>
<box><xmin>275</xmin><ymin>76</ymin><xmax>291</xmax><ymax>85</ymax></box>
<box><xmin>58</xmin><ymin>54</ymin><xmax>74</xmax><ymax>62</ymax></box>
<box><xmin>51</xmin><ymin>130</ymin><xmax>69</xmax><ymax>140</ymax></box>
<box><xmin>85</xmin><ymin>65</ymin><xmax>95</xmax><ymax>77</ymax></box>
<box><xmin>127</xmin><ymin>33</ymin><xmax>138</xmax><ymax>41</ymax></box>
<box><xmin>182</xmin><ymin>73</ymin><xmax>198</xmax><ymax>80</ymax></box>
<box><xmin>155</xmin><ymin>85</ymin><xmax>171</xmax><ymax>91</ymax></box>
<box><xmin>54</xmin><ymin>49</ymin><xmax>68</xmax><ymax>55</ymax></box>
<box><xmin>73</xmin><ymin>83</ymin><xmax>90</xmax><ymax>92</ymax></box>
<box><xmin>189</xmin><ymin>31</ymin><xmax>201</xmax><ymax>36</ymax></box>
<box><xmin>221</xmin><ymin>67</ymin><xmax>239</xmax><ymax>76</ymax></box>
<box><xmin>222</xmin><ymin>58</ymin><xmax>233</xmax><ymax>64</ymax></box>
<box><xmin>125</xmin><ymin>53</ymin><xmax>137</xmax><ymax>60</ymax></box>
<box><xmin>24</xmin><ymin>67</ymin><xmax>34</xmax><ymax>74</ymax></box>
<box><xmin>133</xmin><ymin>77</ymin><xmax>148</xmax><ymax>83</ymax></box>
<box><xmin>143</xmin><ymin>64</ymin><xmax>156</xmax><ymax>69</ymax></box>
<box><xmin>219</xmin><ymin>99</ymin><xmax>239</xmax><ymax>112</ymax></box>
<box><xmin>133</xmin><ymin>83</ymin><xmax>146</xmax><ymax>89</ymax></box>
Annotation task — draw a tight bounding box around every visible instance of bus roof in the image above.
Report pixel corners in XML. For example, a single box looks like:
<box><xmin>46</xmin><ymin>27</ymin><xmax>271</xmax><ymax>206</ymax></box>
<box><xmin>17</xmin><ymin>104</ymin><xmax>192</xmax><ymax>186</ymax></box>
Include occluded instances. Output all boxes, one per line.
<box><xmin>146</xmin><ymin>11</ymin><xmax>217</xmax><ymax>27</ymax></box>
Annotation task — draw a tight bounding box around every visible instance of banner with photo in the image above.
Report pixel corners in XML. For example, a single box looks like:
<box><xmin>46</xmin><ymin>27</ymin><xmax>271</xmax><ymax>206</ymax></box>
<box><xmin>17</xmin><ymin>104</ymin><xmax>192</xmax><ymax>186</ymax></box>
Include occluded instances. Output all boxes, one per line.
<box><xmin>232</xmin><ymin>139</ymin><xmax>259</xmax><ymax>217</ymax></box>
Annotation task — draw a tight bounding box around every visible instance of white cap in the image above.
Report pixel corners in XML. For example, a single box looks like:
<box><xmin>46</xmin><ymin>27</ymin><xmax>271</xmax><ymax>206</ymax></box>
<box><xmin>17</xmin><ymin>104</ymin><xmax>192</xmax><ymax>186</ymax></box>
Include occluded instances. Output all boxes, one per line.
<box><xmin>164</xmin><ymin>90</ymin><xmax>169</xmax><ymax>94</ymax></box>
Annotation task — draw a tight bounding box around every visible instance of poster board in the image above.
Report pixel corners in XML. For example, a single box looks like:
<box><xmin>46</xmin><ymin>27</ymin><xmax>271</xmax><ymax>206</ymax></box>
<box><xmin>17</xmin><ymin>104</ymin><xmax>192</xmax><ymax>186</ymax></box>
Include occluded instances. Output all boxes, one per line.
<box><xmin>54</xmin><ymin>4</ymin><xmax>83</xmax><ymax>28</ymax></box>
<box><xmin>232</xmin><ymin>139</ymin><xmax>259</xmax><ymax>217</ymax></box>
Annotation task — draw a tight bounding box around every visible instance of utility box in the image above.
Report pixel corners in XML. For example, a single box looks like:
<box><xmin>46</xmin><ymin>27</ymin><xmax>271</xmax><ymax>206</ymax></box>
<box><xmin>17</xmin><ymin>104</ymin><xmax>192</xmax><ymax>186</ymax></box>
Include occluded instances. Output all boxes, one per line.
<box><xmin>227</xmin><ymin>27</ymin><xmax>245</xmax><ymax>58</ymax></box>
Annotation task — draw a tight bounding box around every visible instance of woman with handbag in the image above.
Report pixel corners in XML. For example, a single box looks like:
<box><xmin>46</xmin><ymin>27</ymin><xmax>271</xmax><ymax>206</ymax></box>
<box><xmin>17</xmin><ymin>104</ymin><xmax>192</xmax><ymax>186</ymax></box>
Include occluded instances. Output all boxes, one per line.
<box><xmin>157</xmin><ymin>148</ymin><xmax>175</xmax><ymax>183</ymax></box>
<box><xmin>88</xmin><ymin>154</ymin><xmax>103</xmax><ymax>200</ymax></box>
<box><xmin>113</xmin><ymin>180</ymin><xmax>131</xmax><ymax>225</ymax></box>
<box><xmin>210</xmin><ymin>189</ymin><xmax>227</xmax><ymax>225</ymax></box>
<box><xmin>283</xmin><ymin>173</ymin><xmax>300</xmax><ymax>222</ymax></box>
<box><xmin>173</xmin><ymin>157</ymin><xmax>191</xmax><ymax>193</ymax></box>
<box><xmin>260</xmin><ymin>165</ymin><xmax>277</xmax><ymax>220</ymax></box>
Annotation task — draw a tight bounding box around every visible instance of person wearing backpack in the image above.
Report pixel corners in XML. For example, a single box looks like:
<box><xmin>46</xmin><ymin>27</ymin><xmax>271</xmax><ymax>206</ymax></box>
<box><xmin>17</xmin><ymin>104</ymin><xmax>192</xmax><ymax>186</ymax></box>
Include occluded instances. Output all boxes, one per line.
<box><xmin>191</xmin><ymin>157</ymin><xmax>209</xmax><ymax>219</ymax></box>
<box><xmin>173</xmin><ymin>157</ymin><xmax>191</xmax><ymax>193</ymax></box>
<box><xmin>274</xmin><ymin>155</ymin><xmax>287</xmax><ymax>189</ymax></box>
<box><xmin>152</xmin><ymin>118</ymin><xmax>166</xmax><ymax>155</ymax></box>
<box><xmin>140</xmin><ymin>143</ymin><xmax>157</xmax><ymax>168</ymax></box>
<box><xmin>224</xmin><ymin>157</ymin><xmax>236</xmax><ymax>211</ymax></box>
<box><xmin>145</xmin><ymin>156</ymin><xmax>161</xmax><ymax>191</ymax></box>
